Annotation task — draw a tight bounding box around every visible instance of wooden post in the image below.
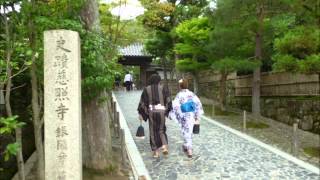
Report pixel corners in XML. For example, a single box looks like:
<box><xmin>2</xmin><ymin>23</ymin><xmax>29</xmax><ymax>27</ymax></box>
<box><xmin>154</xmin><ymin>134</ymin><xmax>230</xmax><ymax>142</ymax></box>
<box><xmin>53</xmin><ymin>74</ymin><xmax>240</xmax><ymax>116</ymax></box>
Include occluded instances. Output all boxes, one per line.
<box><xmin>113</xmin><ymin>101</ymin><xmax>116</xmax><ymax>116</ymax></box>
<box><xmin>120</xmin><ymin>129</ymin><xmax>126</xmax><ymax>166</ymax></box>
<box><xmin>110</xmin><ymin>97</ymin><xmax>113</xmax><ymax>112</ymax></box>
<box><xmin>110</xmin><ymin>98</ymin><xmax>114</xmax><ymax>125</ymax></box>
<box><xmin>243</xmin><ymin>110</ymin><xmax>247</xmax><ymax>131</ymax></box>
<box><xmin>113</xmin><ymin>101</ymin><xmax>116</xmax><ymax>126</ymax></box>
<box><xmin>211</xmin><ymin>102</ymin><xmax>215</xmax><ymax>117</ymax></box>
<box><xmin>293</xmin><ymin>122</ymin><xmax>299</xmax><ymax>156</ymax></box>
<box><xmin>116</xmin><ymin>112</ymin><xmax>120</xmax><ymax>137</ymax></box>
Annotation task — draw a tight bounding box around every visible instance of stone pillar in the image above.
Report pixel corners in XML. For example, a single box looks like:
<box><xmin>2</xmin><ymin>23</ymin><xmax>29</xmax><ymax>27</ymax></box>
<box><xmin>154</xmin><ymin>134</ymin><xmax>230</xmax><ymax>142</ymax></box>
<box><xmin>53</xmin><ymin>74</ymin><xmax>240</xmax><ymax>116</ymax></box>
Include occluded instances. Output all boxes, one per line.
<box><xmin>44</xmin><ymin>30</ymin><xmax>82</xmax><ymax>180</ymax></box>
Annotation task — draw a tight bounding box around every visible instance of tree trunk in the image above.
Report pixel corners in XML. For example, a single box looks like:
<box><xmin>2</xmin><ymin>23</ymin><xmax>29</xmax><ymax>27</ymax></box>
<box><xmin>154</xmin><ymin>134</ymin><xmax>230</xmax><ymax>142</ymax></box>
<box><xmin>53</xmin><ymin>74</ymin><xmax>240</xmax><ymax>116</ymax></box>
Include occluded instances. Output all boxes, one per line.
<box><xmin>28</xmin><ymin>1</ymin><xmax>45</xmax><ymax>178</ymax></box>
<box><xmin>192</xmin><ymin>73</ymin><xmax>198</xmax><ymax>94</ymax></box>
<box><xmin>30</xmin><ymin>55</ymin><xmax>45</xmax><ymax>180</ymax></box>
<box><xmin>81</xmin><ymin>0</ymin><xmax>113</xmax><ymax>169</ymax></box>
<box><xmin>318</xmin><ymin>73</ymin><xmax>320</xmax><ymax>95</ymax></box>
<box><xmin>219</xmin><ymin>72</ymin><xmax>228</xmax><ymax>112</ymax></box>
<box><xmin>4</xmin><ymin>8</ymin><xmax>25</xmax><ymax>179</ymax></box>
<box><xmin>162</xmin><ymin>57</ymin><xmax>169</xmax><ymax>88</ymax></box>
<box><xmin>0</xmin><ymin>85</ymin><xmax>4</xmax><ymax>116</ymax></box>
<box><xmin>170</xmin><ymin>69</ymin><xmax>174</xmax><ymax>80</ymax></box>
<box><xmin>6</xmin><ymin>51</ymin><xmax>25</xmax><ymax>180</ymax></box>
<box><xmin>80</xmin><ymin>0</ymin><xmax>101</xmax><ymax>32</ymax></box>
<box><xmin>252</xmin><ymin>67</ymin><xmax>261</xmax><ymax>116</ymax></box>
<box><xmin>252</xmin><ymin>4</ymin><xmax>264</xmax><ymax>117</ymax></box>
<box><xmin>82</xmin><ymin>91</ymin><xmax>112</xmax><ymax>169</ymax></box>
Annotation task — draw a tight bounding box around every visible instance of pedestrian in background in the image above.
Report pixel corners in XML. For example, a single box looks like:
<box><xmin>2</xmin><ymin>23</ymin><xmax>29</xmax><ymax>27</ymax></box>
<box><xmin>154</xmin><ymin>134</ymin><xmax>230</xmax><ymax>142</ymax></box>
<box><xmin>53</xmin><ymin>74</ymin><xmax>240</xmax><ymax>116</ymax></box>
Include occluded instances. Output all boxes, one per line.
<box><xmin>124</xmin><ymin>71</ymin><xmax>133</xmax><ymax>91</ymax></box>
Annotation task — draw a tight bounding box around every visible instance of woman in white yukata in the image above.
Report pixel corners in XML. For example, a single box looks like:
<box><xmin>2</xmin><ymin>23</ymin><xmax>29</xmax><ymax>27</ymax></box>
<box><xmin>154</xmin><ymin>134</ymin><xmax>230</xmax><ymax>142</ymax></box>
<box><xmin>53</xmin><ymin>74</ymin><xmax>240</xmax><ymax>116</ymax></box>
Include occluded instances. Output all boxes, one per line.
<box><xmin>169</xmin><ymin>78</ymin><xmax>204</xmax><ymax>158</ymax></box>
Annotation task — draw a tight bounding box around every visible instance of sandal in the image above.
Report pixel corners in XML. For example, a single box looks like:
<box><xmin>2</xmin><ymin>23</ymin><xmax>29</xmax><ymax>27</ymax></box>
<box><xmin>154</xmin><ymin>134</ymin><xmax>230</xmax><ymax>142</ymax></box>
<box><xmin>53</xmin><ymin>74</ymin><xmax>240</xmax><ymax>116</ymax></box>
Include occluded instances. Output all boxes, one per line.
<box><xmin>162</xmin><ymin>145</ymin><xmax>169</xmax><ymax>155</ymax></box>
<box><xmin>153</xmin><ymin>151</ymin><xmax>160</xmax><ymax>158</ymax></box>
<box><xmin>187</xmin><ymin>149</ymin><xmax>192</xmax><ymax>158</ymax></box>
<box><xmin>182</xmin><ymin>145</ymin><xmax>187</xmax><ymax>153</ymax></box>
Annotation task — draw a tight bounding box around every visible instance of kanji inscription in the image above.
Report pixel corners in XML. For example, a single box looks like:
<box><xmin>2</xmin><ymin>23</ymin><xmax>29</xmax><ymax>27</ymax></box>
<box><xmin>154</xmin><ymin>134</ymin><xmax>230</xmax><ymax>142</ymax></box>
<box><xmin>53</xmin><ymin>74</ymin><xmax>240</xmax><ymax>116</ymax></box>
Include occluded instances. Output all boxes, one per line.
<box><xmin>44</xmin><ymin>30</ymin><xmax>82</xmax><ymax>180</ymax></box>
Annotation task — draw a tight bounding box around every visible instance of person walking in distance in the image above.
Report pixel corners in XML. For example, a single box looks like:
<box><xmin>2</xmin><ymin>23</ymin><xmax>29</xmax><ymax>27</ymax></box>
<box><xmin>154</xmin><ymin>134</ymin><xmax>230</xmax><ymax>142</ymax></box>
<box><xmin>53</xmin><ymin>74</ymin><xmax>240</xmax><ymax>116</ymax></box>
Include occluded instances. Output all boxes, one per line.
<box><xmin>124</xmin><ymin>71</ymin><xmax>133</xmax><ymax>91</ymax></box>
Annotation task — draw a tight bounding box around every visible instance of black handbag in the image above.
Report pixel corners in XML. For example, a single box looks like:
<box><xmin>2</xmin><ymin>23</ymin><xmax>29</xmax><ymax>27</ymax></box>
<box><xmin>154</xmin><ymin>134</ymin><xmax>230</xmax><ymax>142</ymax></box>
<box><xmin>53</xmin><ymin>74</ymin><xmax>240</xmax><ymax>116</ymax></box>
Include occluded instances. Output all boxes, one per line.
<box><xmin>193</xmin><ymin>123</ymin><xmax>200</xmax><ymax>134</ymax></box>
<box><xmin>136</xmin><ymin>122</ymin><xmax>145</xmax><ymax>139</ymax></box>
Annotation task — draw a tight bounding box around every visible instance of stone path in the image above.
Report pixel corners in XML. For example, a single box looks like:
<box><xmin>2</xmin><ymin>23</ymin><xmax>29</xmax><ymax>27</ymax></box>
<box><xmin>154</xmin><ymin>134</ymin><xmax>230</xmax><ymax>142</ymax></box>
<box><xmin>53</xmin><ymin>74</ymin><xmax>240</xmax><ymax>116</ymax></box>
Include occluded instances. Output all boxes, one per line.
<box><xmin>115</xmin><ymin>91</ymin><xmax>320</xmax><ymax>180</ymax></box>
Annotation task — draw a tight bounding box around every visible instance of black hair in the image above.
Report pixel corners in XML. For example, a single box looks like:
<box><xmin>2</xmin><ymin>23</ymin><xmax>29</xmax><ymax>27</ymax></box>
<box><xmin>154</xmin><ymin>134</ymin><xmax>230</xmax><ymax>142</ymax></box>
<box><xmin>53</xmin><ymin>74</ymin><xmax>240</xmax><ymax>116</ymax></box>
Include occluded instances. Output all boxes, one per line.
<box><xmin>148</xmin><ymin>74</ymin><xmax>161</xmax><ymax>85</ymax></box>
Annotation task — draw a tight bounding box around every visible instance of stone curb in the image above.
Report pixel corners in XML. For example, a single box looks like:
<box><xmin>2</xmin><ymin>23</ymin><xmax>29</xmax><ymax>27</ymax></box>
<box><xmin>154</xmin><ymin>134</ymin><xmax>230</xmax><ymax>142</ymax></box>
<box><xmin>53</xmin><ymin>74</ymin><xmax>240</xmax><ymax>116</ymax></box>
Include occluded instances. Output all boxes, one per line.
<box><xmin>112</xmin><ymin>92</ymin><xmax>151</xmax><ymax>180</ymax></box>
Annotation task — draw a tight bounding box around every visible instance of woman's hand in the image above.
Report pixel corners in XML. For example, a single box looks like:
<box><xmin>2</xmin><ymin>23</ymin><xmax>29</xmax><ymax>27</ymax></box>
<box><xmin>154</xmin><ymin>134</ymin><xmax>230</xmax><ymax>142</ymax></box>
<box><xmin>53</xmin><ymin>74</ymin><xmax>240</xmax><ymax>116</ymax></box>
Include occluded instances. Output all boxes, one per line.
<box><xmin>194</xmin><ymin>118</ymin><xmax>200</xmax><ymax>124</ymax></box>
<box><xmin>139</xmin><ymin>114</ymin><xmax>143</xmax><ymax>121</ymax></box>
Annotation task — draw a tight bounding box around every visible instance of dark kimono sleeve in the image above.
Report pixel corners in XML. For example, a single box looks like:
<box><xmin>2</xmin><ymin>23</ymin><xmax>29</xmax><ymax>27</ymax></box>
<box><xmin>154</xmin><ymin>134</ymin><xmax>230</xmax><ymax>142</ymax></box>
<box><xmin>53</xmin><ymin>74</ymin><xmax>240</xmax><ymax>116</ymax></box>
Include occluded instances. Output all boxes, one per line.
<box><xmin>137</xmin><ymin>88</ymin><xmax>149</xmax><ymax>121</ymax></box>
<box><xmin>163</xmin><ymin>85</ymin><xmax>172</xmax><ymax>117</ymax></box>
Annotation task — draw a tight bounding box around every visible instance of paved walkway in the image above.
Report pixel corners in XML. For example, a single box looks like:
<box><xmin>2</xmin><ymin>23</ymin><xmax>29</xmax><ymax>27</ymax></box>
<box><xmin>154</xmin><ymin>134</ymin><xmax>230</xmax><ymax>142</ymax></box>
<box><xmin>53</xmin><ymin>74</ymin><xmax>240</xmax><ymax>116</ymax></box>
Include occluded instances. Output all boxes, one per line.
<box><xmin>115</xmin><ymin>91</ymin><xmax>319</xmax><ymax>180</ymax></box>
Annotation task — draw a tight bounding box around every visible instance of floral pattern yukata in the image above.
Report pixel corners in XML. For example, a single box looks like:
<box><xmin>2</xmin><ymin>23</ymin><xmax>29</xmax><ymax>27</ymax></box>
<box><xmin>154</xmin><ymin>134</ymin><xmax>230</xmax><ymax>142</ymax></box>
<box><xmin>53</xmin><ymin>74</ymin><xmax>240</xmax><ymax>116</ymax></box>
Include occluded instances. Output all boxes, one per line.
<box><xmin>169</xmin><ymin>89</ymin><xmax>204</xmax><ymax>150</ymax></box>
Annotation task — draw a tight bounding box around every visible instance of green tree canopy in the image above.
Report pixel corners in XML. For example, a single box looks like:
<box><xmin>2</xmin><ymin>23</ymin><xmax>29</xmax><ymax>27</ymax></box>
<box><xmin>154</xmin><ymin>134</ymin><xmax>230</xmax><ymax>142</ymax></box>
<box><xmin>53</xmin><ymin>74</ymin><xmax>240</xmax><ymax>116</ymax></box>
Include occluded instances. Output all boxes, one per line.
<box><xmin>273</xmin><ymin>26</ymin><xmax>320</xmax><ymax>74</ymax></box>
<box><xmin>174</xmin><ymin>17</ymin><xmax>210</xmax><ymax>72</ymax></box>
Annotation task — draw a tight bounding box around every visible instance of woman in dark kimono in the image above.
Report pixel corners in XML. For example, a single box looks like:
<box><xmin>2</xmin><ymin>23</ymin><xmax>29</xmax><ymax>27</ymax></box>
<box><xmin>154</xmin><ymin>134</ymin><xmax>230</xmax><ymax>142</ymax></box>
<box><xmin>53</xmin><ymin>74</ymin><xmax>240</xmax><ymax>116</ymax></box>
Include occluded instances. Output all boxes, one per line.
<box><xmin>137</xmin><ymin>74</ymin><xmax>172</xmax><ymax>158</ymax></box>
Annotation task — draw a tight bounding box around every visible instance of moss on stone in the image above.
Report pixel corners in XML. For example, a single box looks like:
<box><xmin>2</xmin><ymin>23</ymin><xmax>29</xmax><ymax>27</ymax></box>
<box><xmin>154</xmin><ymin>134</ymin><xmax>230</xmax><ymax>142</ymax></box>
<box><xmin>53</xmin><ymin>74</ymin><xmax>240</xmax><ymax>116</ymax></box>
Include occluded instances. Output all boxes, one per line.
<box><xmin>246</xmin><ymin>121</ymin><xmax>270</xmax><ymax>129</ymax></box>
<box><xmin>303</xmin><ymin>147</ymin><xmax>320</xmax><ymax>158</ymax></box>
<box><xmin>214</xmin><ymin>107</ymin><xmax>238</xmax><ymax>116</ymax></box>
<box><xmin>203</xmin><ymin>104</ymin><xmax>213</xmax><ymax>116</ymax></box>
<box><xmin>202</xmin><ymin>104</ymin><xmax>238</xmax><ymax>117</ymax></box>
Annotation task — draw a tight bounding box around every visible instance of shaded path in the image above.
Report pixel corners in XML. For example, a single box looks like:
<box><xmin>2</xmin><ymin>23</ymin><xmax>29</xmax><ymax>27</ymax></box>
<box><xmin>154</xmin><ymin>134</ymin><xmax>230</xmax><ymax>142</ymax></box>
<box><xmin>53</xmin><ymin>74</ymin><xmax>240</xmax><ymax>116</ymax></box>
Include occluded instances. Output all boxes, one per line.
<box><xmin>115</xmin><ymin>91</ymin><xmax>319</xmax><ymax>180</ymax></box>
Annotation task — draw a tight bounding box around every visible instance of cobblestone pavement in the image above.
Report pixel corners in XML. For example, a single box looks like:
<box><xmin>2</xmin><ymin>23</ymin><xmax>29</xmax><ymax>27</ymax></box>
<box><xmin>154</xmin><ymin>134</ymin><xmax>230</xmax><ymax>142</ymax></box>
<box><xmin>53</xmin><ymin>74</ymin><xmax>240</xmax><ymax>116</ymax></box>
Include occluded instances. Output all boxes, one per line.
<box><xmin>115</xmin><ymin>91</ymin><xmax>319</xmax><ymax>180</ymax></box>
<box><xmin>201</xmin><ymin>103</ymin><xmax>320</xmax><ymax>167</ymax></box>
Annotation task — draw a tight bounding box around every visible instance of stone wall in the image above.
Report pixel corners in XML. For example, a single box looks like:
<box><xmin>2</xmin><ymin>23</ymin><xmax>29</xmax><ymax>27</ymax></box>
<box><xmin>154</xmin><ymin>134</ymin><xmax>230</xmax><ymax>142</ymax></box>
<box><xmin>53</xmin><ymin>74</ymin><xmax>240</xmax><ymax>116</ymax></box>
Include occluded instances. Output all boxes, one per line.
<box><xmin>167</xmin><ymin>70</ymin><xmax>320</xmax><ymax>134</ymax></box>
<box><xmin>228</xmin><ymin>96</ymin><xmax>320</xmax><ymax>134</ymax></box>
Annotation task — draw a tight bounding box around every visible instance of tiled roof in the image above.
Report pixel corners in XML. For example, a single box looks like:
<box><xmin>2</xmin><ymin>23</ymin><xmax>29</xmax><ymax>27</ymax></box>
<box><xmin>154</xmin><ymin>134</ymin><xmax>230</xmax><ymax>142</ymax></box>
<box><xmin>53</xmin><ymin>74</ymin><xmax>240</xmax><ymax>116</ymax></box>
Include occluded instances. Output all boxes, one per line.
<box><xmin>119</xmin><ymin>43</ymin><xmax>150</xmax><ymax>57</ymax></box>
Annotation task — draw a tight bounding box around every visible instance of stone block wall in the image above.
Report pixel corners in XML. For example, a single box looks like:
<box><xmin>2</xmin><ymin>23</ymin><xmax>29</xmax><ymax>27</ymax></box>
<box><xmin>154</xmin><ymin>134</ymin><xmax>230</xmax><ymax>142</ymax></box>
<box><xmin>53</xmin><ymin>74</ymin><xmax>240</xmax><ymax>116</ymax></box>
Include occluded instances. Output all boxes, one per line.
<box><xmin>228</xmin><ymin>97</ymin><xmax>320</xmax><ymax>134</ymax></box>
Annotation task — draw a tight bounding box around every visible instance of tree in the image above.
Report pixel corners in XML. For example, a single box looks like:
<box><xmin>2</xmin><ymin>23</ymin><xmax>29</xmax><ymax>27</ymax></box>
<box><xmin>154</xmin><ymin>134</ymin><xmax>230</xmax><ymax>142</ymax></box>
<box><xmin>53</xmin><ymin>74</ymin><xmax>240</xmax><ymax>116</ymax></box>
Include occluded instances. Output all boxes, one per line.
<box><xmin>100</xmin><ymin>2</ymin><xmax>148</xmax><ymax>57</ymax></box>
<box><xmin>174</xmin><ymin>17</ymin><xmax>210</xmax><ymax>94</ymax></box>
<box><xmin>272</xmin><ymin>0</ymin><xmax>320</xmax><ymax>93</ymax></box>
<box><xmin>141</xmin><ymin>0</ymin><xmax>209</xmax><ymax>82</ymax></box>
<box><xmin>212</xmin><ymin>0</ymin><xmax>291</xmax><ymax>116</ymax></box>
<box><xmin>145</xmin><ymin>30</ymin><xmax>173</xmax><ymax>85</ymax></box>
<box><xmin>0</xmin><ymin>1</ymin><xmax>31</xmax><ymax>179</ymax></box>
<box><xmin>140</xmin><ymin>0</ymin><xmax>176</xmax><ymax>84</ymax></box>
<box><xmin>81</xmin><ymin>0</ymin><xmax>120</xmax><ymax>170</ymax></box>
<box><xmin>206</xmin><ymin>3</ymin><xmax>259</xmax><ymax>111</ymax></box>
<box><xmin>272</xmin><ymin>26</ymin><xmax>320</xmax><ymax>93</ymax></box>
<box><xmin>140</xmin><ymin>0</ymin><xmax>175</xmax><ymax>32</ymax></box>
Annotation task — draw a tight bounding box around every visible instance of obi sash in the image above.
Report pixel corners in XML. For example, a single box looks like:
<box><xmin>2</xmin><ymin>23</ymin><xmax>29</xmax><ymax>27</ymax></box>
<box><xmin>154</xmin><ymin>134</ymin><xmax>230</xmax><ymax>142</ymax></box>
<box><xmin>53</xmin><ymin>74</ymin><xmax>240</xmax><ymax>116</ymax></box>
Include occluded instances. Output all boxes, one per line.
<box><xmin>181</xmin><ymin>100</ymin><xmax>195</xmax><ymax>113</ymax></box>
